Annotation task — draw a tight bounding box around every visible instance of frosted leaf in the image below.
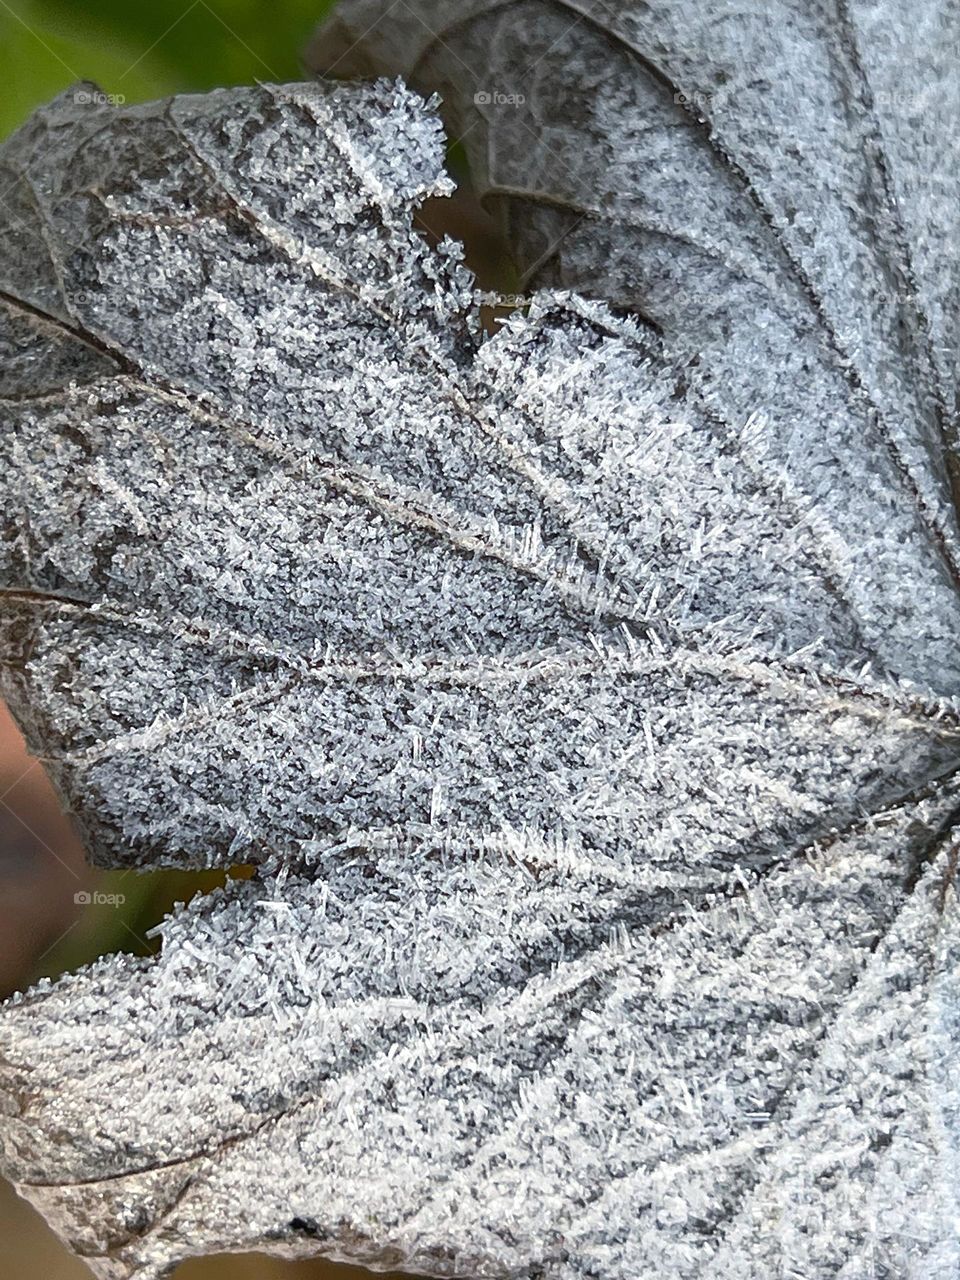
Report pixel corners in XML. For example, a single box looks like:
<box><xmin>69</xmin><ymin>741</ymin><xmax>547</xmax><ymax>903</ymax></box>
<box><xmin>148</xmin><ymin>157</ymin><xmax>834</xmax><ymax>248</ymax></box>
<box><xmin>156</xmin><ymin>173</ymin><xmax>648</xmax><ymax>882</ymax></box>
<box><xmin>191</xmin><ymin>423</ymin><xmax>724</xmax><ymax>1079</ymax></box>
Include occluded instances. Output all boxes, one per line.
<box><xmin>0</xmin><ymin>64</ymin><xmax>958</xmax><ymax>1280</ymax></box>
<box><xmin>311</xmin><ymin>0</ymin><xmax>960</xmax><ymax>692</ymax></box>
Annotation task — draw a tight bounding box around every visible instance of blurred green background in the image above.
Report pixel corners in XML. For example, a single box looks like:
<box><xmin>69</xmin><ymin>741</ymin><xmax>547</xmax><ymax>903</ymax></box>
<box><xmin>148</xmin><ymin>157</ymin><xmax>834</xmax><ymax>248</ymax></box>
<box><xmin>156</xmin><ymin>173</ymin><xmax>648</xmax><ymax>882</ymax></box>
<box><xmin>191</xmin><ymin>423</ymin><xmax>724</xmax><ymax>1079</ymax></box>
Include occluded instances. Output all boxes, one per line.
<box><xmin>0</xmin><ymin>2</ymin><xmax>430</xmax><ymax>1277</ymax></box>
<box><xmin>0</xmin><ymin>0</ymin><xmax>336</xmax><ymax>138</ymax></box>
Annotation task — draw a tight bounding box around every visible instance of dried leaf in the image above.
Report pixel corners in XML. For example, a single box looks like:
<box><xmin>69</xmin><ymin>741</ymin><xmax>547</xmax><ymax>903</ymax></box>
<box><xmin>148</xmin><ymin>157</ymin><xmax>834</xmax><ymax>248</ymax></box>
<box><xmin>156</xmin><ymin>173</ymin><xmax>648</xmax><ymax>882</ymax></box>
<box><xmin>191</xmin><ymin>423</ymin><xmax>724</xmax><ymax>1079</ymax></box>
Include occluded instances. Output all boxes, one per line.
<box><xmin>0</xmin><ymin>46</ymin><xmax>959</xmax><ymax>1280</ymax></box>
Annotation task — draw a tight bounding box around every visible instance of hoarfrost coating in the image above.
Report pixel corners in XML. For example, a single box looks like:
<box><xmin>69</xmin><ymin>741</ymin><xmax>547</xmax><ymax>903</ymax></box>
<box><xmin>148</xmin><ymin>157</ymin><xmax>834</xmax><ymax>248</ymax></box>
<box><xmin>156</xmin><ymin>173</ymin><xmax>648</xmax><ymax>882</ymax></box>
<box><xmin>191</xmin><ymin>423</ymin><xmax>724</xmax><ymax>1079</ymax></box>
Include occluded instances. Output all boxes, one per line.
<box><xmin>0</xmin><ymin>16</ymin><xmax>958</xmax><ymax>1280</ymax></box>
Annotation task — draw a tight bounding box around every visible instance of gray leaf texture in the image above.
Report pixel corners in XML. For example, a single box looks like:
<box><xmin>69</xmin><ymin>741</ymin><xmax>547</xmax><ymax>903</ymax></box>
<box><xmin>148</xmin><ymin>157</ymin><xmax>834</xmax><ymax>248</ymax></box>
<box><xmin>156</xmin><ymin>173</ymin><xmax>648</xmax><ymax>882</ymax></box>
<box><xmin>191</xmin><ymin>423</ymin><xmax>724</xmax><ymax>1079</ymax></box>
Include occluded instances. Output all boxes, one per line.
<box><xmin>0</xmin><ymin>53</ymin><xmax>959</xmax><ymax>1280</ymax></box>
<box><xmin>311</xmin><ymin>0</ymin><xmax>960</xmax><ymax>692</ymax></box>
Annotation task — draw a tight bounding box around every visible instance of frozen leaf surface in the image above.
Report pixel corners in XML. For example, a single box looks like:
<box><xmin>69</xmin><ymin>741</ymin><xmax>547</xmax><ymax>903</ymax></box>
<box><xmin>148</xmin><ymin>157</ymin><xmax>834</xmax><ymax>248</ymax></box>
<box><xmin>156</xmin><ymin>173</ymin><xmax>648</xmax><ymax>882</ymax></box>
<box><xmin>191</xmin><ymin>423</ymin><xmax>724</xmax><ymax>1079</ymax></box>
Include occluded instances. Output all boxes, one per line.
<box><xmin>0</xmin><ymin>51</ymin><xmax>959</xmax><ymax>1280</ymax></box>
<box><xmin>312</xmin><ymin>0</ymin><xmax>960</xmax><ymax>689</ymax></box>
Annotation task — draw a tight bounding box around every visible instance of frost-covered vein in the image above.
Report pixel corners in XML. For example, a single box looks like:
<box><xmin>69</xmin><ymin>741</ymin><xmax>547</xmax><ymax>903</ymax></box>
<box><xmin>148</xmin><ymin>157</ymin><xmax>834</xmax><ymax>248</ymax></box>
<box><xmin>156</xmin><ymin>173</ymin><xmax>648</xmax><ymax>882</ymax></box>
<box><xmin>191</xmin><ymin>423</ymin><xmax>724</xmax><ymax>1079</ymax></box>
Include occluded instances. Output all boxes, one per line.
<box><xmin>131</xmin><ymin>372</ymin><xmax>636</xmax><ymax>618</ymax></box>
<box><xmin>1</xmin><ymin>301</ymin><xmax>633</xmax><ymax>635</ymax></box>
<box><xmin>6</xmin><ymin>338</ymin><xmax>887</xmax><ymax>706</ymax></box>
<box><xmin>155</xmin><ymin>118</ymin><xmax>713</xmax><ymax>608</ymax></box>
<box><xmin>833</xmin><ymin>0</ymin><xmax>957</xmax><ymax>457</ymax></box>
<box><xmin>11</xmin><ymin>991</ymin><xmax>436</xmax><ymax>1192</ymax></box>
<box><xmin>41</xmin><ymin>629</ymin><xmax>960</xmax><ymax>776</ymax></box>
<box><xmin>833</xmin><ymin>4</ymin><xmax>937</xmax><ymax>333</ymax></box>
<box><xmin>488</xmin><ymin>195</ymin><xmax>782</xmax><ymax>300</ymax></box>
<box><xmin>3</xmin><ymin>92</ymin><xmax>904</xmax><ymax>685</ymax></box>
<box><xmin>544</xmin><ymin>0</ymin><xmax>960</xmax><ymax>587</ymax></box>
<box><xmin>0</xmin><ymin>288</ymin><xmax>128</xmax><ymax>371</ymax></box>
<box><xmin>406</xmin><ymin>823</ymin><xmax>938</xmax><ymax>1260</ymax></box>
<box><xmin>545</xmin><ymin>301</ymin><xmax>881</xmax><ymax>670</ymax></box>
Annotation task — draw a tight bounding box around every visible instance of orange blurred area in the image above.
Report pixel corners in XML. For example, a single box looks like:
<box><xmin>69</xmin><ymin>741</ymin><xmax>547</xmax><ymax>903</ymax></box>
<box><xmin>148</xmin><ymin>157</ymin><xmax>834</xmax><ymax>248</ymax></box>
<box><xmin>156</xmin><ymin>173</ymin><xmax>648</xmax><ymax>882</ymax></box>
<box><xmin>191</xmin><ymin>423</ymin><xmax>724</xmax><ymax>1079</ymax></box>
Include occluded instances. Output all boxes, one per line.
<box><xmin>0</xmin><ymin>703</ymin><xmax>412</xmax><ymax>1280</ymax></box>
<box><xmin>0</xmin><ymin>701</ymin><xmax>89</xmax><ymax>992</ymax></box>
